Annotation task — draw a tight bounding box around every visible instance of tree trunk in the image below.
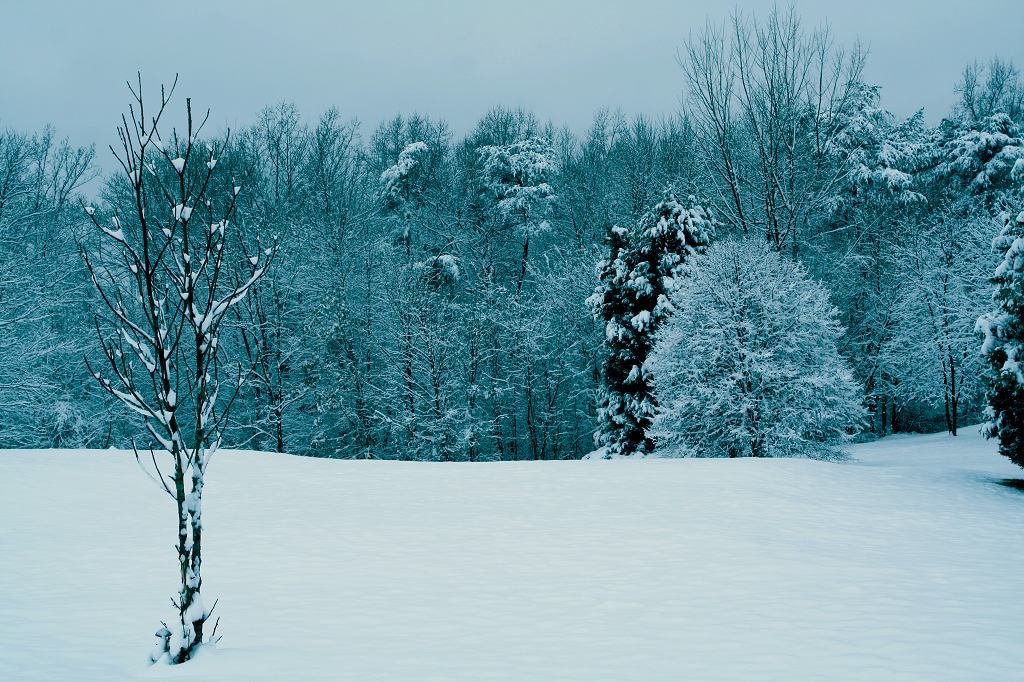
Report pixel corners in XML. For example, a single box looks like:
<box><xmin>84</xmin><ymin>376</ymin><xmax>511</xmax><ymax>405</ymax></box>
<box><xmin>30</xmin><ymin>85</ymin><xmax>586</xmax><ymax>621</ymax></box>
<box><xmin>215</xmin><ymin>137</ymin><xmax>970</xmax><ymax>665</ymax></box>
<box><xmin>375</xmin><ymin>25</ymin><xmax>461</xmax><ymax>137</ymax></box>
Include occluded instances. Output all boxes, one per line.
<box><xmin>946</xmin><ymin>350</ymin><xmax>954</xmax><ymax>436</ymax></box>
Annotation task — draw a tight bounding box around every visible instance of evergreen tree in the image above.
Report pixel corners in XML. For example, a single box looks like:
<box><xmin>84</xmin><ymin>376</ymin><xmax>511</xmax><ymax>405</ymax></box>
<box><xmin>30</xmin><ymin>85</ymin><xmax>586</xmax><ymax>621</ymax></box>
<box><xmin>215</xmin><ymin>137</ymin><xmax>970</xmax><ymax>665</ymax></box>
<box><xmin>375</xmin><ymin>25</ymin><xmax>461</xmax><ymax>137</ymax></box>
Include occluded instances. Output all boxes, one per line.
<box><xmin>587</xmin><ymin>192</ymin><xmax>714</xmax><ymax>457</ymax></box>
<box><xmin>978</xmin><ymin>202</ymin><xmax>1024</xmax><ymax>467</ymax></box>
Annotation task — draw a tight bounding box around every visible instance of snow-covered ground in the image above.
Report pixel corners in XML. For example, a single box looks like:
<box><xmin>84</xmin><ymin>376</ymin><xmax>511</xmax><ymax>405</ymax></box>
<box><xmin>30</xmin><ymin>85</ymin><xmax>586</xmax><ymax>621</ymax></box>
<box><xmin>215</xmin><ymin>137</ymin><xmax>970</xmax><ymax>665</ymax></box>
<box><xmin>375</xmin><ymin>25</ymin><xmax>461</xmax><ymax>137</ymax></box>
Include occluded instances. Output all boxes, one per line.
<box><xmin>1</xmin><ymin>429</ymin><xmax>1022</xmax><ymax>681</ymax></box>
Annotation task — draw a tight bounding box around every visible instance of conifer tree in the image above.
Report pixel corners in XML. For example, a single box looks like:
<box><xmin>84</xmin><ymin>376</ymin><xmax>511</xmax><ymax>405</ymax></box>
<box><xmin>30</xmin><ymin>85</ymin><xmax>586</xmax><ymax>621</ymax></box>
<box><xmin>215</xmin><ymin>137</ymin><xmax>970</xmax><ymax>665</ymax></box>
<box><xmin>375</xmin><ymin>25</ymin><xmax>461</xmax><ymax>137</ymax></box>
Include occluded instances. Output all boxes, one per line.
<box><xmin>587</xmin><ymin>192</ymin><xmax>714</xmax><ymax>457</ymax></box>
<box><xmin>978</xmin><ymin>203</ymin><xmax>1024</xmax><ymax>467</ymax></box>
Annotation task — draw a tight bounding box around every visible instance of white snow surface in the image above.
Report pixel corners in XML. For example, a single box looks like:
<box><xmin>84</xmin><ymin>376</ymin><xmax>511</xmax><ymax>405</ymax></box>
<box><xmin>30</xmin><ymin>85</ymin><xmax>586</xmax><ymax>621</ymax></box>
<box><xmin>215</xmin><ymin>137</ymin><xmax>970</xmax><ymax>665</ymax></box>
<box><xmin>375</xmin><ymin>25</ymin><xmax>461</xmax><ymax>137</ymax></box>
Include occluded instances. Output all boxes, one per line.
<box><xmin>1</xmin><ymin>428</ymin><xmax>1022</xmax><ymax>681</ymax></box>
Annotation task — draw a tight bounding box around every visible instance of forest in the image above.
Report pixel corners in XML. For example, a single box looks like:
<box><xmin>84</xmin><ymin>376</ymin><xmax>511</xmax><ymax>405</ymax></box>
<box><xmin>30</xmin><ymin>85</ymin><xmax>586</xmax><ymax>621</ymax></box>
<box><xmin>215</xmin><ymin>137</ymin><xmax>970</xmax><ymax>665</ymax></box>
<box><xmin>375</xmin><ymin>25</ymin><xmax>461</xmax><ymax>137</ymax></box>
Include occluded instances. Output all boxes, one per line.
<box><xmin>2</xmin><ymin>8</ymin><xmax>1023</xmax><ymax>462</ymax></box>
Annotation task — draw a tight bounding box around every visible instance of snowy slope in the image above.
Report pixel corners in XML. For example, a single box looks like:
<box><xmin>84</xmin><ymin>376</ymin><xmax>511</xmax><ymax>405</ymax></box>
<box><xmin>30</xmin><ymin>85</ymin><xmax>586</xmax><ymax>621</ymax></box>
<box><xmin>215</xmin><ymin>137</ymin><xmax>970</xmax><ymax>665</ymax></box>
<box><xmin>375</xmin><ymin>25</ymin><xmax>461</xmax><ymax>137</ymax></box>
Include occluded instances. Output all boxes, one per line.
<box><xmin>1</xmin><ymin>429</ymin><xmax>1022</xmax><ymax>681</ymax></box>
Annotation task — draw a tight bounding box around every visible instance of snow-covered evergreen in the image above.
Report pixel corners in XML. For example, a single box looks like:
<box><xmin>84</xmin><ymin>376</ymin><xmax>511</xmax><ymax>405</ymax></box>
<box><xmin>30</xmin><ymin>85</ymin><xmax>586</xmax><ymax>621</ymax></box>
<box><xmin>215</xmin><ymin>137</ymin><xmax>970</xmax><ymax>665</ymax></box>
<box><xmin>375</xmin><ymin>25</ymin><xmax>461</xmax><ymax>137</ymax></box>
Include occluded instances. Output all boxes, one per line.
<box><xmin>978</xmin><ymin>201</ymin><xmax>1024</xmax><ymax>467</ymax></box>
<box><xmin>588</xmin><ymin>192</ymin><xmax>714</xmax><ymax>457</ymax></box>
<box><xmin>649</xmin><ymin>240</ymin><xmax>864</xmax><ymax>458</ymax></box>
<box><xmin>479</xmin><ymin>137</ymin><xmax>558</xmax><ymax>236</ymax></box>
<box><xmin>380</xmin><ymin>140</ymin><xmax>430</xmax><ymax>219</ymax></box>
<box><xmin>937</xmin><ymin>113</ymin><xmax>1024</xmax><ymax>192</ymax></box>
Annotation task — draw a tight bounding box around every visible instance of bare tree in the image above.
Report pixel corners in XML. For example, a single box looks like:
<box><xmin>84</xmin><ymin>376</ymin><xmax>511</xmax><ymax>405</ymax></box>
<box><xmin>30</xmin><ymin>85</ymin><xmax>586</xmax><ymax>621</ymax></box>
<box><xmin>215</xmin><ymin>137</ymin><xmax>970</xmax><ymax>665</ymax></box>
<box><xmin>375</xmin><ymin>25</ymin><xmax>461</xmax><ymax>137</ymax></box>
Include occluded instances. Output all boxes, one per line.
<box><xmin>222</xmin><ymin>107</ymin><xmax>312</xmax><ymax>453</ymax></box>
<box><xmin>956</xmin><ymin>57</ymin><xmax>1024</xmax><ymax>124</ymax></box>
<box><xmin>682</xmin><ymin>6</ymin><xmax>866</xmax><ymax>250</ymax></box>
<box><xmin>0</xmin><ymin>127</ymin><xmax>99</xmax><ymax>447</ymax></box>
<box><xmin>80</xmin><ymin>76</ymin><xmax>276</xmax><ymax>664</ymax></box>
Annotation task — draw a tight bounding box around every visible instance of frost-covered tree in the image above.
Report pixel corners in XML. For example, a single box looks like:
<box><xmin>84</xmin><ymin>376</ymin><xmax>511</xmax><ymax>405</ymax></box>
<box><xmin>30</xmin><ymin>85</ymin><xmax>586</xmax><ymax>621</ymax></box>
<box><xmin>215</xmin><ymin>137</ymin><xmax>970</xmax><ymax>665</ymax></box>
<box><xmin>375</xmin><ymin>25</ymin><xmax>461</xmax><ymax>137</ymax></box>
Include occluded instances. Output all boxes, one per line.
<box><xmin>650</xmin><ymin>240</ymin><xmax>863</xmax><ymax>458</ymax></box>
<box><xmin>936</xmin><ymin>113</ymin><xmax>1024</xmax><ymax>194</ymax></box>
<box><xmin>588</xmin><ymin>192</ymin><xmax>714</xmax><ymax>457</ymax></box>
<box><xmin>380</xmin><ymin>139</ymin><xmax>429</xmax><ymax>223</ymax></box>
<box><xmin>880</xmin><ymin>112</ymin><xmax>1024</xmax><ymax>434</ymax></box>
<box><xmin>81</xmin><ymin>77</ymin><xmax>276</xmax><ymax>664</ymax></box>
<box><xmin>224</xmin><ymin>103</ymin><xmax>311</xmax><ymax>453</ymax></box>
<box><xmin>458</xmin><ymin>129</ymin><xmax>561</xmax><ymax>460</ymax></box>
<box><xmin>0</xmin><ymin>127</ymin><xmax>101</xmax><ymax>447</ymax></box>
<box><xmin>380</xmin><ymin>249</ymin><xmax>467</xmax><ymax>460</ymax></box>
<box><xmin>978</xmin><ymin>203</ymin><xmax>1024</xmax><ymax>467</ymax></box>
<box><xmin>377</xmin><ymin>140</ymin><xmax>469</xmax><ymax>459</ymax></box>
<box><xmin>816</xmin><ymin>92</ymin><xmax>931</xmax><ymax>434</ymax></box>
<box><xmin>478</xmin><ymin>136</ymin><xmax>557</xmax><ymax>295</ymax></box>
<box><xmin>956</xmin><ymin>57</ymin><xmax>1024</xmax><ymax>125</ymax></box>
<box><xmin>887</xmin><ymin>214</ymin><xmax>992</xmax><ymax>435</ymax></box>
<box><xmin>296</xmin><ymin>110</ymin><xmax>384</xmax><ymax>457</ymax></box>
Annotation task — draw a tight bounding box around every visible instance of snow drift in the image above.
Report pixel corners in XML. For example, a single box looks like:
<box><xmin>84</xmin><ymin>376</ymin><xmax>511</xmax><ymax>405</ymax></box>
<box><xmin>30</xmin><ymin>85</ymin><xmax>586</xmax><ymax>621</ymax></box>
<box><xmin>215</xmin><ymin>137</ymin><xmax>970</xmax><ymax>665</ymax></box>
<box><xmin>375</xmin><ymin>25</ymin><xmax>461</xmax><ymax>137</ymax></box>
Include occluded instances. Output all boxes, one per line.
<box><xmin>1</xmin><ymin>428</ymin><xmax>1022</xmax><ymax>680</ymax></box>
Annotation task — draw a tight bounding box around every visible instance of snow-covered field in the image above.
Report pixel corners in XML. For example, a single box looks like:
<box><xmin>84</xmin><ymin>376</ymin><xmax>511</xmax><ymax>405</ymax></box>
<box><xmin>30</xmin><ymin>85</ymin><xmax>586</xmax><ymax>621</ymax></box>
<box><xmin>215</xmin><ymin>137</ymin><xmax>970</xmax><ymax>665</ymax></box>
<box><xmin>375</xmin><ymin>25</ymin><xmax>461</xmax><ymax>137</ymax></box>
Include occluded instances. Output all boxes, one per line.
<box><xmin>1</xmin><ymin>429</ymin><xmax>1022</xmax><ymax>681</ymax></box>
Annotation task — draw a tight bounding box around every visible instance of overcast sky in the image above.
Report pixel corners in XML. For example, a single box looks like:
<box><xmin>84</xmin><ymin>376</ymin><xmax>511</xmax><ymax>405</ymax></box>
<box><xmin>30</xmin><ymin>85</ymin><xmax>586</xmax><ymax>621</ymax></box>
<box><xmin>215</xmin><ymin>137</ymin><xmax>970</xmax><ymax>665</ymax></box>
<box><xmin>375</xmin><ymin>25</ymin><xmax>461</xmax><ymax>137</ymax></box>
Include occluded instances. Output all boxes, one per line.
<box><xmin>2</xmin><ymin>0</ymin><xmax>1022</xmax><ymax>165</ymax></box>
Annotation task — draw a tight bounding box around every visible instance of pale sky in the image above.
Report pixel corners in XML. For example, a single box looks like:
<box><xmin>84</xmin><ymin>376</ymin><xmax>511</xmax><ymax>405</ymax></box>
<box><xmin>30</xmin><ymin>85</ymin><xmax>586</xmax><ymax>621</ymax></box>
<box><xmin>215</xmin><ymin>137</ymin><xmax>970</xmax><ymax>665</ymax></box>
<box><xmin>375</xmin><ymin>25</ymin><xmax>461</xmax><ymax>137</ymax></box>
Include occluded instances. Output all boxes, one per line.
<box><xmin>2</xmin><ymin>0</ymin><xmax>1022</xmax><ymax>163</ymax></box>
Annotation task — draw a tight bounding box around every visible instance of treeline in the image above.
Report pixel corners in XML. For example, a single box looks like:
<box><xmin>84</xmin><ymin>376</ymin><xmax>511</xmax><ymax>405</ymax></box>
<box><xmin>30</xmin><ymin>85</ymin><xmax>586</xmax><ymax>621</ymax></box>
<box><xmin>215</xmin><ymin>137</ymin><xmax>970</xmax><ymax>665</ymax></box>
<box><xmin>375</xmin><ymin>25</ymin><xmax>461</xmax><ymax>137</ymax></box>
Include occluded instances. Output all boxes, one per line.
<box><xmin>2</xmin><ymin>8</ymin><xmax>1023</xmax><ymax>458</ymax></box>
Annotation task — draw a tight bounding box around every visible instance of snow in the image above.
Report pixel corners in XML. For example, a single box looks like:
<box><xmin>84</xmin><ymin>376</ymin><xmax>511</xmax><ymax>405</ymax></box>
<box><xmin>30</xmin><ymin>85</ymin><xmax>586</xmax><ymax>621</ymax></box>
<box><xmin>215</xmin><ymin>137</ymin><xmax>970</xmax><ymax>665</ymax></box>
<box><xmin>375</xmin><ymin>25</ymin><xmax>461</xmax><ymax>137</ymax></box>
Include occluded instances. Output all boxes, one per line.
<box><xmin>1</xmin><ymin>428</ymin><xmax>1022</xmax><ymax>680</ymax></box>
<box><xmin>173</xmin><ymin>204</ymin><xmax>193</xmax><ymax>222</ymax></box>
<box><xmin>435</xmin><ymin>253</ymin><xmax>459</xmax><ymax>279</ymax></box>
<box><xmin>380</xmin><ymin>141</ymin><xmax>428</xmax><ymax>185</ymax></box>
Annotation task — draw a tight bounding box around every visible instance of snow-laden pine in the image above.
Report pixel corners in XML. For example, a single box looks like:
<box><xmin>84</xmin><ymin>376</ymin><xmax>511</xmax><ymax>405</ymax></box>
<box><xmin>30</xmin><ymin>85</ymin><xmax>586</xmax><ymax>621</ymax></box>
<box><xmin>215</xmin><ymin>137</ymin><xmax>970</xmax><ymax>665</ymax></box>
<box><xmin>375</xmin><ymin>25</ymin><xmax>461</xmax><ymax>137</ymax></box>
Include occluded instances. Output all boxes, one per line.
<box><xmin>978</xmin><ymin>201</ymin><xmax>1024</xmax><ymax>467</ymax></box>
<box><xmin>588</xmin><ymin>192</ymin><xmax>714</xmax><ymax>457</ymax></box>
